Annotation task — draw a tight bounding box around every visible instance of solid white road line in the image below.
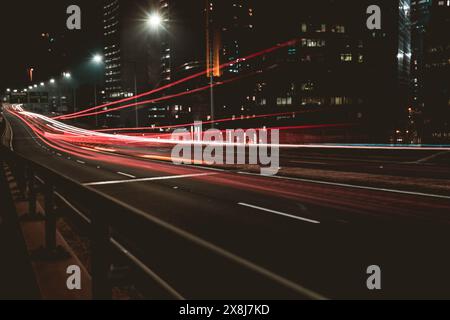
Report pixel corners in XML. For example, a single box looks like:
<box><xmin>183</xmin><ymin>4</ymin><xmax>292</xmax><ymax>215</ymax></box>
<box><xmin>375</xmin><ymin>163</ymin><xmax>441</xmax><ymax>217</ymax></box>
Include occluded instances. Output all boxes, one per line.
<box><xmin>185</xmin><ymin>164</ymin><xmax>227</xmax><ymax>172</ymax></box>
<box><xmin>83</xmin><ymin>172</ymin><xmax>217</xmax><ymax>186</ymax></box>
<box><xmin>280</xmin><ymin>144</ymin><xmax>450</xmax><ymax>151</ymax></box>
<box><xmin>237</xmin><ymin>171</ymin><xmax>450</xmax><ymax>200</ymax></box>
<box><xmin>414</xmin><ymin>151</ymin><xmax>450</xmax><ymax>164</ymax></box>
<box><xmin>288</xmin><ymin>160</ymin><xmax>328</xmax><ymax>165</ymax></box>
<box><xmin>117</xmin><ymin>172</ymin><xmax>137</xmax><ymax>179</ymax></box>
<box><xmin>76</xmin><ymin>160</ymin><xmax>86</xmax><ymax>165</ymax></box>
<box><xmin>238</xmin><ymin>202</ymin><xmax>320</xmax><ymax>224</ymax></box>
<box><xmin>4</xmin><ymin>116</ymin><xmax>14</xmax><ymax>151</ymax></box>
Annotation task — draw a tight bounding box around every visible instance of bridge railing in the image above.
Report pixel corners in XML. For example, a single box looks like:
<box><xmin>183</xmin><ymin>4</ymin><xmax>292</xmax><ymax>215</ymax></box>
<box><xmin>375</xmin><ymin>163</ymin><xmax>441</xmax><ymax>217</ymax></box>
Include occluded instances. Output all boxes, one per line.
<box><xmin>0</xmin><ymin>145</ymin><xmax>323</xmax><ymax>300</ymax></box>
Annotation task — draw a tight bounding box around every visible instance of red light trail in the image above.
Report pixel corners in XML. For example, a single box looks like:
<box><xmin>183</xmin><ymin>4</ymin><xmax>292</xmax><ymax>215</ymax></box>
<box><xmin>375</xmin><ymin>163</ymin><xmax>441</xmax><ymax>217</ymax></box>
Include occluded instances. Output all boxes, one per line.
<box><xmin>54</xmin><ymin>39</ymin><xmax>300</xmax><ymax>121</ymax></box>
<box><xmin>60</xmin><ymin>71</ymin><xmax>258</xmax><ymax>120</ymax></box>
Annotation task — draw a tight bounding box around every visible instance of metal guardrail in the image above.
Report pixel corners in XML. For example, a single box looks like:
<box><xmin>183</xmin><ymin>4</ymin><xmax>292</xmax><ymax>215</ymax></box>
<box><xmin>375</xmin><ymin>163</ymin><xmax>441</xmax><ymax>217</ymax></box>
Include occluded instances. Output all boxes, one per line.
<box><xmin>0</xmin><ymin>145</ymin><xmax>185</xmax><ymax>299</ymax></box>
<box><xmin>0</xmin><ymin>143</ymin><xmax>324</xmax><ymax>300</ymax></box>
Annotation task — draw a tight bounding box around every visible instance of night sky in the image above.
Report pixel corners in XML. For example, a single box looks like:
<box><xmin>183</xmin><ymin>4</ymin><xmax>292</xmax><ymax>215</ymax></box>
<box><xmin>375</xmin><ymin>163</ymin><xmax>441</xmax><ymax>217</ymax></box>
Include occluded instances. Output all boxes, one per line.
<box><xmin>0</xmin><ymin>0</ymin><xmax>375</xmax><ymax>92</ymax></box>
<box><xmin>0</xmin><ymin>0</ymin><xmax>102</xmax><ymax>91</ymax></box>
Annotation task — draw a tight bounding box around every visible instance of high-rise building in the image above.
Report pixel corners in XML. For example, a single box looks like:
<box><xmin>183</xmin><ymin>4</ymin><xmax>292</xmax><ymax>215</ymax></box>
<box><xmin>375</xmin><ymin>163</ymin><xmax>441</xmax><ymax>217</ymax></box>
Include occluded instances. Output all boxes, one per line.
<box><xmin>410</xmin><ymin>0</ymin><xmax>433</xmax><ymax>140</ymax></box>
<box><xmin>103</xmin><ymin>0</ymin><xmax>151</xmax><ymax>127</ymax></box>
<box><xmin>145</xmin><ymin>0</ymin><xmax>206</xmax><ymax>125</ymax></box>
<box><xmin>423</xmin><ymin>0</ymin><xmax>450</xmax><ymax>142</ymax></box>
<box><xmin>411</xmin><ymin>0</ymin><xmax>432</xmax><ymax>107</ymax></box>
<box><xmin>215</xmin><ymin>0</ymin><xmax>255</xmax><ymax>75</ymax></box>
<box><xmin>205</xmin><ymin>0</ymin><xmax>257</xmax><ymax>122</ymax></box>
<box><xmin>245</xmin><ymin>0</ymin><xmax>412</xmax><ymax>142</ymax></box>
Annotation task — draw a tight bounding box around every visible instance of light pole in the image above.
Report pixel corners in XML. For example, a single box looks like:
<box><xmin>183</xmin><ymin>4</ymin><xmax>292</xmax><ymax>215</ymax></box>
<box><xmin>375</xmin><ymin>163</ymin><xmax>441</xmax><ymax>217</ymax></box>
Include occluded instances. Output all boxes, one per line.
<box><xmin>122</xmin><ymin>60</ymin><xmax>139</xmax><ymax>127</ymax></box>
<box><xmin>63</xmin><ymin>72</ymin><xmax>77</xmax><ymax>113</ymax></box>
<box><xmin>92</xmin><ymin>54</ymin><xmax>103</xmax><ymax>127</ymax></box>
<box><xmin>206</xmin><ymin>6</ymin><xmax>215</xmax><ymax>128</ymax></box>
<box><xmin>145</xmin><ymin>12</ymin><xmax>166</xmax><ymax>128</ymax></box>
<box><xmin>49</xmin><ymin>79</ymin><xmax>57</xmax><ymax>114</ymax></box>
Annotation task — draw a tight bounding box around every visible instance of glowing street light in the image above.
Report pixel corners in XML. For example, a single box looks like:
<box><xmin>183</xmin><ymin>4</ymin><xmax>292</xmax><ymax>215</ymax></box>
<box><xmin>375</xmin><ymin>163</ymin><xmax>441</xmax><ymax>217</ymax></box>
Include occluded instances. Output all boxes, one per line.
<box><xmin>147</xmin><ymin>13</ymin><xmax>162</xmax><ymax>29</ymax></box>
<box><xmin>92</xmin><ymin>54</ymin><xmax>103</xmax><ymax>64</ymax></box>
<box><xmin>40</xmin><ymin>82</ymin><xmax>45</xmax><ymax>87</ymax></box>
<box><xmin>91</xmin><ymin>54</ymin><xmax>104</xmax><ymax>127</ymax></box>
<box><xmin>63</xmin><ymin>72</ymin><xmax>72</xmax><ymax>79</ymax></box>
<box><xmin>50</xmin><ymin>78</ymin><xmax>56</xmax><ymax>84</ymax></box>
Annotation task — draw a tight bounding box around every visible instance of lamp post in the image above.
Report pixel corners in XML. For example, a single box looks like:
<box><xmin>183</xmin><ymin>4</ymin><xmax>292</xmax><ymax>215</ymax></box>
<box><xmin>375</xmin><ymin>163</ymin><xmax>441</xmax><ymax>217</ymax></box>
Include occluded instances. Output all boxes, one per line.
<box><xmin>206</xmin><ymin>5</ymin><xmax>216</xmax><ymax>128</ymax></box>
<box><xmin>145</xmin><ymin>12</ymin><xmax>166</xmax><ymax>128</ymax></box>
<box><xmin>63</xmin><ymin>72</ymin><xmax>77</xmax><ymax>113</ymax></box>
<box><xmin>49</xmin><ymin>79</ymin><xmax>57</xmax><ymax>114</ymax></box>
<box><xmin>122</xmin><ymin>60</ymin><xmax>139</xmax><ymax>127</ymax></box>
<box><xmin>92</xmin><ymin>54</ymin><xmax>104</xmax><ymax>127</ymax></box>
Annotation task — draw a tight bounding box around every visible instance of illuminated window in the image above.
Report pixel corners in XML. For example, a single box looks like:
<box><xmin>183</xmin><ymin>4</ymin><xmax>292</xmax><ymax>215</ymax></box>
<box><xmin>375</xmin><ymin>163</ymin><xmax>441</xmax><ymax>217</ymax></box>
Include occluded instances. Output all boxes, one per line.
<box><xmin>340</xmin><ymin>54</ymin><xmax>353</xmax><ymax>62</ymax></box>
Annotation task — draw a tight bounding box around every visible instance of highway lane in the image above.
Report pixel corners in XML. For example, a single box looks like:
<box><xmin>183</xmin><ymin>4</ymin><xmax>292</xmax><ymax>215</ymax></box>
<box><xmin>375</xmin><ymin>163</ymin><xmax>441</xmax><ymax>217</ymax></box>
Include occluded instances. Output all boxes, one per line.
<box><xmin>3</xmin><ymin>110</ymin><xmax>450</xmax><ymax>299</ymax></box>
<box><xmin>279</xmin><ymin>148</ymin><xmax>450</xmax><ymax>180</ymax></box>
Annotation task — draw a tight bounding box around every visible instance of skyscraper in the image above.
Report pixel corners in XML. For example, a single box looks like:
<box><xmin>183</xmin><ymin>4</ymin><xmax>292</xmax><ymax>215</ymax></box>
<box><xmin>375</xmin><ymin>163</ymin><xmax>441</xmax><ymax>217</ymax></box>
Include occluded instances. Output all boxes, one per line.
<box><xmin>103</xmin><ymin>0</ymin><xmax>150</xmax><ymax>127</ymax></box>
<box><xmin>423</xmin><ymin>0</ymin><xmax>450</xmax><ymax>142</ymax></box>
<box><xmin>409</xmin><ymin>0</ymin><xmax>432</xmax><ymax>141</ymax></box>
<box><xmin>248</xmin><ymin>0</ymin><xmax>412</xmax><ymax>142</ymax></box>
<box><xmin>205</xmin><ymin>0</ymin><xmax>257</xmax><ymax>122</ymax></box>
<box><xmin>411</xmin><ymin>0</ymin><xmax>432</xmax><ymax>107</ymax></box>
<box><xmin>145</xmin><ymin>0</ymin><xmax>206</xmax><ymax>125</ymax></box>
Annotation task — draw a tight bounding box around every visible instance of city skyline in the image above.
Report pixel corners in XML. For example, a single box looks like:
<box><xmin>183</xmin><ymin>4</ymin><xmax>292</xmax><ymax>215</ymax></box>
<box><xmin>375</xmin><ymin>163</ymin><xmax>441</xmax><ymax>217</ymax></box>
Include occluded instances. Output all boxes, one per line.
<box><xmin>2</xmin><ymin>0</ymin><xmax>448</xmax><ymax>143</ymax></box>
<box><xmin>0</xmin><ymin>0</ymin><xmax>449</xmax><ymax>302</ymax></box>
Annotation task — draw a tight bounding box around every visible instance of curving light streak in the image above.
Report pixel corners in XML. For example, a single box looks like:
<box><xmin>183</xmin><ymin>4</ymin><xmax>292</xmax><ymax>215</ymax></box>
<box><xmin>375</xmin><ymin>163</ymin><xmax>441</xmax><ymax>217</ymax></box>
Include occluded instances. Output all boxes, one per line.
<box><xmin>54</xmin><ymin>39</ymin><xmax>299</xmax><ymax>120</ymax></box>
<box><xmin>7</xmin><ymin>107</ymin><xmax>352</xmax><ymax>149</ymax></box>
<box><xmin>96</xmin><ymin>112</ymin><xmax>305</xmax><ymax>133</ymax></box>
<box><xmin>6</xmin><ymin>106</ymin><xmax>450</xmax><ymax>167</ymax></box>
<box><xmin>60</xmin><ymin>71</ymin><xmax>258</xmax><ymax>121</ymax></box>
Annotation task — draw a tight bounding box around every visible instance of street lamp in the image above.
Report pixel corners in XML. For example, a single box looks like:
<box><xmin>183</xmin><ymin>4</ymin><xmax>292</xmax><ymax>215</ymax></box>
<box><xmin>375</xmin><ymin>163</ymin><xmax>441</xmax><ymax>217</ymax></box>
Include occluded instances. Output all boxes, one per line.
<box><xmin>62</xmin><ymin>72</ymin><xmax>77</xmax><ymax>113</ymax></box>
<box><xmin>50</xmin><ymin>79</ymin><xmax>56</xmax><ymax>84</ymax></box>
<box><xmin>147</xmin><ymin>13</ymin><xmax>162</xmax><ymax>29</ymax></box>
<box><xmin>92</xmin><ymin>54</ymin><xmax>103</xmax><ymax>64</ymax></box>
<box><xmin>91</xmin><ymin>54</ymin><xmax>104</xmax><ymax>127</ymax></box>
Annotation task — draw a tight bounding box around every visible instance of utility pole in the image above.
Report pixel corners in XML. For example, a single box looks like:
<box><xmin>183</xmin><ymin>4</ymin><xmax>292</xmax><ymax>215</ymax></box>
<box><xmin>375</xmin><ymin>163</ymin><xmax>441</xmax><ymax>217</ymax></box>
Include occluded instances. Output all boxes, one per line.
<box><xmin>206</xmin><ymin>0</ymin><xmax>216</xmax><ymax>128</ymax></box>
<box><xmin>94</xmin><ymin>84</ymin><xmax>98</xmax><ymax>127</ymax></box>
<box><xmin>133</xmin><ymin>62</ymin><xmax>138</xmax><ymax>128</ymax></box>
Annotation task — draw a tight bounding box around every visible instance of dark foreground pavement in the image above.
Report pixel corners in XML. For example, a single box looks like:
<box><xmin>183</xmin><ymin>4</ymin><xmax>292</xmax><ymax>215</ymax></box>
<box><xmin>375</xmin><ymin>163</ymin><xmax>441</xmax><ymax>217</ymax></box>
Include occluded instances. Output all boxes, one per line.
<box><xmin>2</xmin><ymin>110</ymin><xmax>450</xmax><ymax>299</ymax></box>
<box><xmin>0</xmin><ymin>160</ymin><xmax>39</xmax><ymax>299</ymax></box>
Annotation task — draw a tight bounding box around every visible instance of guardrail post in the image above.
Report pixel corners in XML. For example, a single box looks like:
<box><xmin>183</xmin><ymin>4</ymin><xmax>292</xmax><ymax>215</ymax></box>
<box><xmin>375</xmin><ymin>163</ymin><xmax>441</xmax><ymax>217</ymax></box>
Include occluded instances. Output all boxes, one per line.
<box><xmin>26</xmin><ymin>167</ymin><xmax>39</xmax><ymax>218</ymax></box>
<box><xmin>91</xmin><ymin>211</ymin><xmax>112</xmax><ymax>300</ymax></box>
<box><xmin>21</xmin><ymin>167</ymin><xmax>44</xmax><ymax>222</ymax></box>
<box><xmin>44</xmin><ymin>182</ymin><xmax>57</xmax><ymax>252</ymax></box>
<box><xmin>16</xmin><ymin>163</ymin><xmax>27</xmax><ymax>200</ymax></box>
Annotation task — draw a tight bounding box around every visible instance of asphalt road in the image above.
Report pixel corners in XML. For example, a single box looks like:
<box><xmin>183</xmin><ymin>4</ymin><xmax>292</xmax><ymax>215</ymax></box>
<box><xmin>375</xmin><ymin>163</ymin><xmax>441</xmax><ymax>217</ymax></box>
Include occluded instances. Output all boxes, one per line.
<box><xmin>2</xmin><ymin>110</ymin><xmax>450</xmax><ymax>299</ymax></box>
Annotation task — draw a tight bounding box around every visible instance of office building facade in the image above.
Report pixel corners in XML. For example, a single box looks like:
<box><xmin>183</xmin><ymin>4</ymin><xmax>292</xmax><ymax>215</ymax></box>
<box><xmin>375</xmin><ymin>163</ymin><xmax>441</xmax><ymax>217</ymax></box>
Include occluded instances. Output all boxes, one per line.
<box><xmin>423</xmin><ymin>0</ymin><xmax>450</xmax><ymax>141</ymax></box>
<box><xmin>103</xmin><ymin>0</ymin><xmax>151</xmax><ymax>127</ymax></box>
<box><xmin>244</xmin><ymin>0</ymin><xmax>412</xmax><ymax>142</ymax></box>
